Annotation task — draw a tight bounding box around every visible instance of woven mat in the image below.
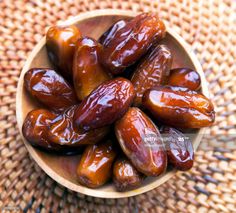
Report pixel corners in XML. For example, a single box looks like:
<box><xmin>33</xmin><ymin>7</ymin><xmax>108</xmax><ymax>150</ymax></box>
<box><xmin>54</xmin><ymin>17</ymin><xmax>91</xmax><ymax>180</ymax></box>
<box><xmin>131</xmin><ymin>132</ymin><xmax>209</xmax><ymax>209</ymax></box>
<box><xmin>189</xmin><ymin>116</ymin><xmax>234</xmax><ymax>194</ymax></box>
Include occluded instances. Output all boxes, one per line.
<box><xmin>1</xmin><ymin>0</ymin><xmax>236</xmax><ymax>212</ymax></box>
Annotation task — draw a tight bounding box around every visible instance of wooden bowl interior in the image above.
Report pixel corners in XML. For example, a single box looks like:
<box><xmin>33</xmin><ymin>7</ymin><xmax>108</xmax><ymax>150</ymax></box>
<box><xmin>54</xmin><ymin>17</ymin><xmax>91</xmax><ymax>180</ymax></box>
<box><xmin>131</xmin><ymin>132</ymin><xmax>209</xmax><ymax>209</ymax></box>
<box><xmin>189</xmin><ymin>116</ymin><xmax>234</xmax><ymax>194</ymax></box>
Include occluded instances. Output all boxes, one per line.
<box><xmin>16</xmin><ymin>10</ymin><xmax>207</xmax><ymax>198</ymax></box>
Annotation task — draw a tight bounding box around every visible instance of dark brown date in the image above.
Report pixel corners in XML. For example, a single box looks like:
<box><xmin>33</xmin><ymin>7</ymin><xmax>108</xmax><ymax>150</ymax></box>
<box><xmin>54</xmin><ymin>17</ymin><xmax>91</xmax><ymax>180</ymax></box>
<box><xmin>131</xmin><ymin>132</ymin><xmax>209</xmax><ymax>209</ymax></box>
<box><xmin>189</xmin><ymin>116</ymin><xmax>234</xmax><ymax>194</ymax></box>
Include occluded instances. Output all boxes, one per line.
<box><xmin>113</xmin><ymin>157</ymin><xmax>143</xmax><ymax>191</ymax></box>
<box><xmin>73</xmin><ymin>77</ymin><xmax>135</xmax><ymax>131</ymax></box>
<box><xmin>22</xmin><ymin>109</ymin><xmax>61</xmax><ymax>151</ymax></box>
<box><xmin>160</xmin><ymin>126</ymin><xmax>194</xmax><ymax>171</ymax></box>
<box><xmin>115</xmin><ymin>107</ymin><xmax>167</xmax><ymax>176</ymax></box>
<box><xmin>99</xmin><ymin>20</ymin><xmax>127</xmax><ymax>47</ymax></box>
<box><xmin>73</xmin><ymin>37</ymin><xmax>110</xmax><ymax>101</ymax></box>
<box><xmin>46</xmin><ymin>25</ymin><xmax>81</xmax><ymax>79</ymax></box>
<box><xmin>24</xmin><ymin>68</ymin><xmax>78</xmax><ymax>112</ymax></box>
<box><xmin>168</xmin><ymin>68</ymin><xmax>201</xmax><ymax>91</ymax></box>
<box><xmin>48</xmin><ymin>105</ymin><xmax>109</xmax><ymax>146</ymax></box>
<box><xmin>101</xmin><ymin>13</ymin><xmax>166</xmax><ymax>75</ymax></box>
<box><xmin>143</xmin><ymin>86</ymin><xmax>215</xmax><ymax>128</ymax></box>
<box><xmin>131</xmin><ymin>45</ymin><xmax>172</xmax><ymax>106</ymax></box>
<box><xmin>76</xmin><ymin>140</ymin><xmax>116</xmax><ymax>188</ymax></box>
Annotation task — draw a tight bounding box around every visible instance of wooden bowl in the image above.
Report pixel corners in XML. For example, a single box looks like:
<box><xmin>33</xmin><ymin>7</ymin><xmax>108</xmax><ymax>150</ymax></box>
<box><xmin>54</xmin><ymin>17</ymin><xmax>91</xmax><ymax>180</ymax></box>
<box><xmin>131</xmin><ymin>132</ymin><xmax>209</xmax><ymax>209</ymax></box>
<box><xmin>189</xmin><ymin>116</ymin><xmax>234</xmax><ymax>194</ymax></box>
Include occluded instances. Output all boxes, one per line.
<box><xmin>16</xmin><ymin>9</ymin><xmax>208</xmax><ymax>198</ymax></box>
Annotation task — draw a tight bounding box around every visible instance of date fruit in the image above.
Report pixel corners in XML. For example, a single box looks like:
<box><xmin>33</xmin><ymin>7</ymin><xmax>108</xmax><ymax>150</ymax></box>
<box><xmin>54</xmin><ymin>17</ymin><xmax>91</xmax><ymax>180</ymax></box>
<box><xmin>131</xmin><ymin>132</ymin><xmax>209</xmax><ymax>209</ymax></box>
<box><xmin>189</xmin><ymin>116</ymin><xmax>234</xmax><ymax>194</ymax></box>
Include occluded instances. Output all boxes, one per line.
<box><xmin>22</xmin><ymin>109</ymin><xmax>61</xmax><ymax>151</ymax></box>
<box><xmin>76</xmin><ymin>140</ymin><xmax>116</xmax><ymax>188</ymax></box>
<box><xmin>131</xmin><ymin>45</ymin><xmax>172</xmax><ymax>106</ymax></box>
<box><xmin>46</xmin><ymin>25</ymin><xmax>81</xmax><ymax>79</ymax></box>
<box><xmin>101</xmin><ymin>13</ymin><xmax>166</xmax><ymax>75</ymax></box>
<box><xmin>24</xmin><ymin>68</ymin><xmax>78</xmax><ymax>112</ymax></box>
<box><xmin>160</xmin><ymin>126</ymin><xmax>194</xmax><ymax>171</ymax></box>
<box><xmin>99</xmin><ymin>20</ymin><xmax>127</xmax><ymax>47</ymax></box>
<box><xmin>48</xmin><ymin>105</ymin><xmax>109</xmax><ymax>146</ymax></box>
<box><xmin>73</xmin><ymin>37</ymin><xmax>110</xmax><ymax>101</ymax></box>
<box><xmin>143</xmin><ymin>86</ymin><xmax>215</xmax><ymax>128</ymax></box>
<box><xmin>115</xmin><ymin>107</ymin><xmax>167</xmax><ymax>176</ymax></box>
<box><xmin>113</xmin><ymin>157</ymin><xmax>143</xmax><ymax>191</ymax></box>
<box><xmin>73</xmin><ymin>77</ymin><xmax>135</xmax><ymax>131</ymax></box>
<box><xmin>168</xmin><ymin>68</ymin><xmax>201</xmax><ymax>91</ymax></box>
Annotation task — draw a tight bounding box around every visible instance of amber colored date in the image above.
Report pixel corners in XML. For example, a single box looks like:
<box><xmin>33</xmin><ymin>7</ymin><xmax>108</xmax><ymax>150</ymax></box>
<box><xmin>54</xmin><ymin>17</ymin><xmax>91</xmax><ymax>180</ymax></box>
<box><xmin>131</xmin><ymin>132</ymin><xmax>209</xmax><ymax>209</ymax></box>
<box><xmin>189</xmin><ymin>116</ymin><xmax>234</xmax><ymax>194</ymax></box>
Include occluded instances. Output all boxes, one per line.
<box><xmin>22</xmin><ymin>109</ymin><xmax>61</xmax><ymax>151</ymax></box>
<box><xmin>131</xmin><ymin>45</ymin><xmax>172</xmax><ymax>106</ymax></box>
<box><xmin>168</xmin><ymin>68</ymin><xmax>201</xmax><ymax>91</ymax></box>
<box><xmin>101</xmin><ymin>13</ymin><xmax>166</xmax><ymax>75</ymax></box>
<box><xmin>115</xmin><ymin>107</ymin><xmax>167</xmax><ymax>176</ymax></box>
<box><xmin>76</xmin><ymin>140</ymin><xmax>116</xmax><ymax>188</ymax></box>
<box><xmin>99</xmin><ymin>20</ymin><xmax>127</xmax><ymax>47</ymax></box>
<box><xmin>113</xmin><ymin>157</ymin><xmax>143</xmax><ymax>191</ymax></box>
<box><xmin>160</xmin><ymin>126</ymin><xmax>194</xmax><ymax>171</ymax></box>
<box><xmin>73</xmin><ymin>37</ymin><xmax>110</xmax><ymax>101</ymax></box>
<box><xmin>73</xmin><ymin>77</ymin><xmax>135</xmax><ymax>131</ymax></box>
<box><xmin>48</xmin><ymin>105</ymin><xmax>109</xmax><ymax>146</ymax></box>
<box><xmin>46</xmin><ymin>25</ymin><xmax>81</xmax><ymax>79</ymax></box>
<box><xmin>24</xmin><ymin>68</ymin><xmax>78</xmax><ymax>112</ymax></box>
<box><xmin>143</xmin><ymin>86</ymin><xmax>215</xmax><ymax>128</ymax></box>
<box><xmin>22</xmin><ymin>106</ymin><xmax>109</xmax><ymax>152</ymax></box>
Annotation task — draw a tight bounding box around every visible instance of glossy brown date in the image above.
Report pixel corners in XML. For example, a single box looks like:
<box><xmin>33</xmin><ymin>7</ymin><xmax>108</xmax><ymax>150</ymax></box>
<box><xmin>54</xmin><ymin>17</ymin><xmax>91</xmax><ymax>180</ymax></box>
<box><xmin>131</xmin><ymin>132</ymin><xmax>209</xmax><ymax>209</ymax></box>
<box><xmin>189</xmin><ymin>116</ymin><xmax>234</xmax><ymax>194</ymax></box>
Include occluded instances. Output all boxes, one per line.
<box><xmin>113</xmin><ymin>157</ymin><xmax>143</xmax><ymax>191</ymax></box>
<box><xmin>48</xmin><ymin>105</ymin><xmax>109</xmax><ymax>146</ymax></box>
<box><xmin>143</xmin><ymin>86</ymin><xmax>215</xmax><ymax>128</ymax></box>
<box><xmin>22</xmin><ymin>109</ymin><xmax>61</xmax><ymax>151</ymax></box>
<box><xmin>131</xmin><ymin>45</ymin><xmax>172</xmax><ymax>106</ymax></box>
<box><xmin>22</xmin><ymin>106</ymin><xmax>109</xmax><ymax>152</ymax></box>
<box><xmin>46</xmin><ymin>25</ymin><xmax>81</xmax><ymax>79</ymax></box>
<box><xmin>160</xmin><ymin>126</ymin><xmax>194</xmax><ymax>171</ymax></box>
<box><xmin>24</xmin><ymin>68</ymin><xmax>78</xmax><ymax>112</ymax></box>
<box><xmin>73</xmin><ymin>77</ymin><xmax>135</xmax><ymax>131</ymax></box>
<box><xmin>168</xmin><ymin>68</ymin><xmax>201</xmax><ymax>91</ymax></box>
<box><xmin>99</xmin><ymin>20</ymin><xmax>127</xmax><ymax>47</ymax></box>
<box><xmin>76</xmin><ymin>140</ymin><xmax>116</xmax><ymax>188</ymax></box>
<box><xmin>73</xmin><ymin>37</ymin><xmax>110</xmax><ymax>101</ymax></box>
<box><xmin>101</xmin><ymin>13</ymin><xmax>166</xmax><ymax>75</ymax></box>
<box><xmin>115</xmin><ymin>107</ymin><xmax>167</xmax><ymax>176</ymax></box>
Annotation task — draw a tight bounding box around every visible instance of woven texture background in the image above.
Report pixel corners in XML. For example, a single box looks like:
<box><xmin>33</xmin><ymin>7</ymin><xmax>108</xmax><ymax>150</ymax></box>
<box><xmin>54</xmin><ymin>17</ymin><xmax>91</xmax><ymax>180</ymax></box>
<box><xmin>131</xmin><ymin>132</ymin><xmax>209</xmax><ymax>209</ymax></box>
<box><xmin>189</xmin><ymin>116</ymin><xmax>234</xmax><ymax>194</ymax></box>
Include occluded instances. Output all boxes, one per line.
<box><xmin>1</xmin><ymin>0</ymin><xmax>236</xmax><ymax>212</ymax></box>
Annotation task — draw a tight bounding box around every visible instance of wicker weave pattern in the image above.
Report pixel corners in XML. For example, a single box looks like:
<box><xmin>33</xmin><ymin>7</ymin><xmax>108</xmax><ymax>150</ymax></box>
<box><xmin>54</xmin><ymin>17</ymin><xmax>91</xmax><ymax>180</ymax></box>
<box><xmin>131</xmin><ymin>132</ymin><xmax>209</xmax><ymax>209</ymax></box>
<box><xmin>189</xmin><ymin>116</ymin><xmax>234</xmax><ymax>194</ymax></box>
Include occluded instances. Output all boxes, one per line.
<box><xmin>0</xmin><ymin>0</ymin><xmax>236</xmax><ymax>212</ymax></box>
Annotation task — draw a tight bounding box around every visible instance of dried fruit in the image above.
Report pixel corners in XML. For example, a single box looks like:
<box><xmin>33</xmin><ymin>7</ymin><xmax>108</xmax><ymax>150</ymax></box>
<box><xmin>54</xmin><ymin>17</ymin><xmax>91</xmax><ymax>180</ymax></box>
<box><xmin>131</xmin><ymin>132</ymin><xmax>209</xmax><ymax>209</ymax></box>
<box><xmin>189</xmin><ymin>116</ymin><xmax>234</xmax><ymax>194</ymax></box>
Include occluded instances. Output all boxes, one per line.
<box><xmin>24</xmin><ymin>68</ymin><xmax>78</xmax><ymax>112</ymax></box>
<box><xmin>48</xmin><ymin>105</ymin><xmax>109</xmax><ymax>146</ymax></box>
<box><xmin>101</xmin><ymin>13</ymin><xmax>166</xmax><ymax>75</ymax></box>
<box><xmin>22</xmin><ymin>109</ymin><xmax>60</xmax><ymax>151</ymax></box>
<box><xmin>168</xmin><ymin>68</ymin><xmax>201</xmax><ymax>91</ymax></box>
<box><xmin>115</xmin><ymin>107</ymin><xmax>167</xmax><ymax>176</ymax></box>
<box><xmin>161</xmin><ymin>126</ymin><xmax>194</xmax><ymax>171</ymax></box>
<box><xmin>22</xmin><ymin>106</ymin><xmax>109</xmax><ymax>153</ymax></box>
<box><xmin>76</xmin><ymin>140</ymin><xmax>116</xmax><ymax>188</ymax></box>
<box><xmin>143</xmin><ymin>86</ymin><xmax>215</xmax><ymax>128</ymax></box>
<box><xmin>131</xmin><ymin>45</ymin><xmax>172</xmax><ymax>106</ymax></box>
<box><xmin>73</xmin><ymin>37</ymin><xmax>110</xmax><ymax>101</ymax></box>
<box><xmin>46</xmin><ymin>25</ymin><xmax>81</xmax><ymax>79</ymax></box>
<box><xmin>113</xmin><ymin>157</ymin><xmax>143</xmax><ymax>191</ymax></box>
<box><xmin>73</xmin><ymin>77</ymin><xmax>135</xmax><ymax>131</ymax></box>
<box><xmin>99</xmin><ymin>20</ymin><xmax>127</xmax><ymax>46</ymax></box>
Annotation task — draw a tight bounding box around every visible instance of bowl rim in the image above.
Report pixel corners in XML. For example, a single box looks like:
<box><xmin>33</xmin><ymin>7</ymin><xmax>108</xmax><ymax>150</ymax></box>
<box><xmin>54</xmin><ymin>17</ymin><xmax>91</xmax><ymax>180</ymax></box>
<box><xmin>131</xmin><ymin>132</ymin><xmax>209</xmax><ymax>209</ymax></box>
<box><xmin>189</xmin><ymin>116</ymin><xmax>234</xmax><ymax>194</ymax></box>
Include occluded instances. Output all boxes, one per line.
<box><xmin>16</xmin><ymin>9</ymin><xmax>208</xmax><ymax>198</ymax></box>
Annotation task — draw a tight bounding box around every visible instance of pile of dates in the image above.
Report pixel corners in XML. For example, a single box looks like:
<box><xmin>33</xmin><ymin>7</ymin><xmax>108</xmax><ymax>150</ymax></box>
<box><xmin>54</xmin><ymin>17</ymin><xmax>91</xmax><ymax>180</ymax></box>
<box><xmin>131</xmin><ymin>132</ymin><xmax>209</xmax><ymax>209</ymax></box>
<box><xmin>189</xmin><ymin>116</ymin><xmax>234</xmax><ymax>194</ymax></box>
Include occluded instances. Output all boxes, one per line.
<box><xmin>23</xmin><ymin>13</ymin><xmax>215</xmax><ymax>191</ymax></box>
